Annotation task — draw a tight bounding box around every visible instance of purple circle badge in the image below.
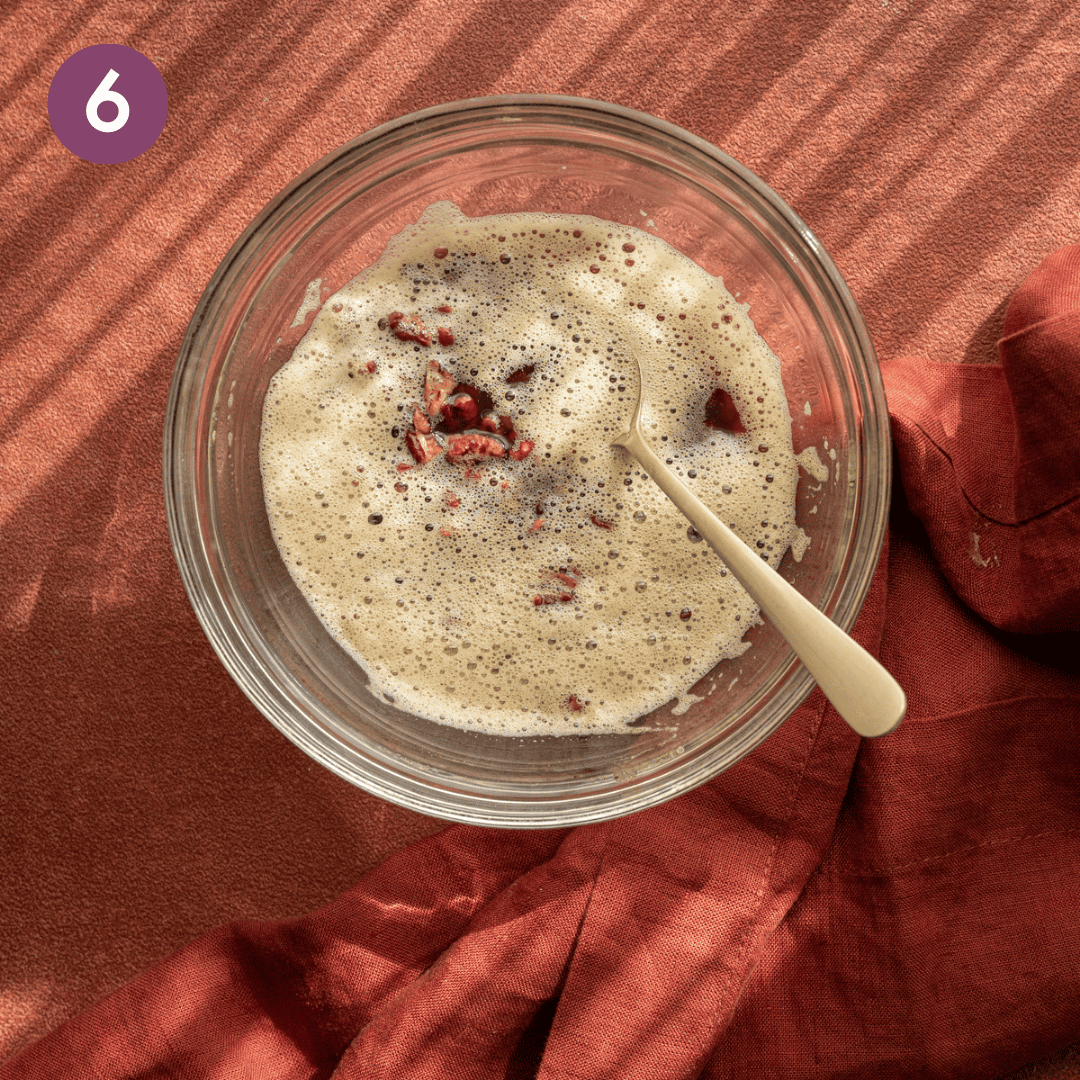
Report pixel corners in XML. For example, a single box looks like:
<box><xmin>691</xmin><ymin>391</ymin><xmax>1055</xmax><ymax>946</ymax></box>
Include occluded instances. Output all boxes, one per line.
<box><xmin>48</xmin><ymin>45</ymin><xmax>168</xmax><ymax>165</ymax></box>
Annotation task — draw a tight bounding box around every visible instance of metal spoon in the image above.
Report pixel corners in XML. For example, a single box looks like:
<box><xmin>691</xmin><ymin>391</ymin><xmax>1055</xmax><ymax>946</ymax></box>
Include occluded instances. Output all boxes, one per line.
<box><xmin>612</xmin><ymin>356</ymin><xmax>905</xmax><ymax>738</ymax></box>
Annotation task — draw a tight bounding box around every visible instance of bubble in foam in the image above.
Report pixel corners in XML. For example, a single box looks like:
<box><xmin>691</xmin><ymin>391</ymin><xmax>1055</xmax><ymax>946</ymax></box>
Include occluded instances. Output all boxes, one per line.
<box><xmin>259</xmin><ymin>203</ymin><xmax>801</xmax><ymax>736</ymax></box>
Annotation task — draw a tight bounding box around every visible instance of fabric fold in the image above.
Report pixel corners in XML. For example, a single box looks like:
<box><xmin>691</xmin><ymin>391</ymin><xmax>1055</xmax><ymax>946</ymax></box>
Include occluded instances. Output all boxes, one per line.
<box><xmin>536</xmin><ymin>578</ymin><xmax>880</xmax><ymax>1079</ymax></box>
<box><xmin>999</xmin><ymin>243</ymin><xmax>1080</xmax><ymax>522</ymax></box>
<box><xmin>4</xmin><ymin>244</ymin><xmax>1080</xmax><ymax>1080</ymax></box>
<box><xmin>883</xmin><ymin>243</ymin><xmax>1080</xmax><ymax>634</ymax></box>
<box><xmin>2</xmin><ymin>826</ymin><xmax>569</xmax><ymax>1078</ymax></box>
<box><xmin>331</xmin><ymin>823</ymin><xmax>612</xmax><ymax>1078</ymax></box>
<box><xmin>706</xmin><ymin>516</ymin><xmax>1080</xmax><ymax>1080</ymax></box>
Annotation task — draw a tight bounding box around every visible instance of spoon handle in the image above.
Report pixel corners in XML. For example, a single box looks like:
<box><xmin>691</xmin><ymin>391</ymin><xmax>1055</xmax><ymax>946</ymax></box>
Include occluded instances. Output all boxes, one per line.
<box><xmin>614</xmin><ymin>427</ymin><xmax>905</xmax><ymax>738</ymax></box>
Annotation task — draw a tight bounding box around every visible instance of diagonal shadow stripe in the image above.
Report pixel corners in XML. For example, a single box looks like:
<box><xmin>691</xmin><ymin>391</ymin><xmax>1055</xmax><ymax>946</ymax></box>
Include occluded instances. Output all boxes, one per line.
<box><xmin>377</xmin><ymin>0</ymin><xmax>580</xmax><ymax>121</ymax></box>
<box><xmin>0</xmin><ymin>0</ymin><xmax>353</xmax><ymax>306</ymax></box>
<box><xmin>749</xmin><ymin>2</ymin><xmax>933</xmax><ymax>185</ymax></box>
<box><xmin>659</xmin><ymin>0</ymin><xmax>854</xmax><ymax>153</ymax></box>
<box><xmin>0</xmin><ymin>0</ymin><xmax>568</xmax><ymax>465</ymax></box>
<box><xmin>845</xmin><ymin>62</ymin><xmax>1080</xmax><ymax>354</ymax></box>
<box><xmin>0</xmin><ymin>353</ymin><xmax>167</xmax><ymax>620</ymax></box>
<box><xmin>0</xmin><ymin>3</ymin><xmax>403</xmax><ymax>452</ymax></box>
<box><xmin>1</xmin><ymin>0</ymin><xmax>175</xmax><ymax>180</ymax></box>
<box><xmin>794</xmin><ymin>0</ymin><xmax>1074</xmax><ymax>256</ymax></box>
<box><xmin>0</xmin><ymin>0</ymin><xmax>118</xmax><ymax>115</ymax></box>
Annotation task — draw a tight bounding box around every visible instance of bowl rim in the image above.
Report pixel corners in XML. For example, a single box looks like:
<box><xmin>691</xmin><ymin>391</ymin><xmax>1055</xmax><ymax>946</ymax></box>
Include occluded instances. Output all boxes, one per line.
<box><xmin>164</xmin><ymin>93</ymin><xmax>890</xmax><ymax>828</ymax></box>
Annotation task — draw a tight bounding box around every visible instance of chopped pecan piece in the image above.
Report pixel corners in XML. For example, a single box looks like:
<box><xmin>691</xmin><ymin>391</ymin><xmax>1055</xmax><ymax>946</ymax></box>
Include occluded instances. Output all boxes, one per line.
<box><xmin>404</xmin><ymin>430</ymin><xmax>442</xmax><ymax>465</ymax></box>
<box><xmin>704</xmin><ymin>386</ymin><xmax>744</xmax><ymax>434</ymax></box>
<box><xmin>506</xmin><ymin>364</ymin><xmax>535</xmax><ymax>384</ymax></box>
<box><xmin>442</xmin><ymin>392</ymin><xmax>479</xmax><ymax>429</ymax></box>
<box><xmin>387</xmin><ymin>311</ymin><xmax>432</xmax><ymax>346</ymax></box>
<box><xmin>423</xmin><ymin>360</ymin><xmax>455</xmax><ymax>419</ymax></box>
<box><xmin>548</xmin><ymin>572</ymin><xmax>579</xmax><ymax>590</ymax></box>
<box><xmin>445</xmin><ymin>432</ymin><xmax>507</xmax><ymax>461</ymax></box>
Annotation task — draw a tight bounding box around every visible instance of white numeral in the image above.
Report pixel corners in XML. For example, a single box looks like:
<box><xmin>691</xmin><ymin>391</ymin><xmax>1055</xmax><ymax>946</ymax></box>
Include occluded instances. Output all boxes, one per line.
<box><xmin>86</xmin><ymin>69</ymin><xmax>130</xmax><ymax>133</ymax></box>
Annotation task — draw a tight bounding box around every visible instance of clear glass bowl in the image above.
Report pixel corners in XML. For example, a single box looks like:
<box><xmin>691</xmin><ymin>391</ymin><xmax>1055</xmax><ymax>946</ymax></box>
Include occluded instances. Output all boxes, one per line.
<box><xmin>164</xmin><ymin>95</ymin><xmax>890</xmax><ymax>827</ymax></box>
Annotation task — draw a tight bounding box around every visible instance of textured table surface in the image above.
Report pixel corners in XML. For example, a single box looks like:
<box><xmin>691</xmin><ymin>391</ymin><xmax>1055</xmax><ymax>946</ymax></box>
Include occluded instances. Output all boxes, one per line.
<box><xmin>2</xmin><ymin>1</ymin><xmax>1078</xmax><ymax>1073</ymax></box>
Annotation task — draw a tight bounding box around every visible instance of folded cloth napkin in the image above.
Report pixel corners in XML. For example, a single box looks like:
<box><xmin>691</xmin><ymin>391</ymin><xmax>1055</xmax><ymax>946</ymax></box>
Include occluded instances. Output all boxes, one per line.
<box><xmin>4</xmin><ymin>248</ymin><xmax>1079</xmax><ymax>1080</ymax></box>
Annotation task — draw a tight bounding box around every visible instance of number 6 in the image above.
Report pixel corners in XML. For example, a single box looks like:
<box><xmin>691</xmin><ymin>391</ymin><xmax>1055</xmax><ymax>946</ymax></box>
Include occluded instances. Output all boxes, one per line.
<box><xmin>86</xmin><ymin>69</ymin><xmax>129</xmax><ymax>133</ymax></box>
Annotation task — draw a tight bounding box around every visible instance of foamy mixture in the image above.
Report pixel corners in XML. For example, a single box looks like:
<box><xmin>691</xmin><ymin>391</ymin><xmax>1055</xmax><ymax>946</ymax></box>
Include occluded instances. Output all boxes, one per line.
<box><xmin>260</xmin><ymin>203</ymin><xmax>801</xmax><ymax>735</ymax></box>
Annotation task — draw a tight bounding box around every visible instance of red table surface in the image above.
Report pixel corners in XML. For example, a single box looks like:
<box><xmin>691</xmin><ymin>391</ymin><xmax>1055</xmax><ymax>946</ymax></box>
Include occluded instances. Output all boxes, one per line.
<box><xmin>2</xmin><ymin>1</ymin><xmax>1078</xmax><ymax>1075</ymax></box>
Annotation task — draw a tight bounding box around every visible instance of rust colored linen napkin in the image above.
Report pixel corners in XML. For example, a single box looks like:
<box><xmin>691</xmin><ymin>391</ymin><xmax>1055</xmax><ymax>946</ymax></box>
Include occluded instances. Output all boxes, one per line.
<box><xmin>3</xmin><ymin>249</ymin><xmax>1078</xmax><ymax>1080</ymax></box>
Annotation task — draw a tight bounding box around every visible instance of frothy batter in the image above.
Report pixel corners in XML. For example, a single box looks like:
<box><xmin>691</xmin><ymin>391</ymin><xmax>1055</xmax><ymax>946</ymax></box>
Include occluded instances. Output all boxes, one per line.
<box><xmin>259</xmin><ymin>203</ymin><xmax>801</xmax><ymax>735</ymax></box>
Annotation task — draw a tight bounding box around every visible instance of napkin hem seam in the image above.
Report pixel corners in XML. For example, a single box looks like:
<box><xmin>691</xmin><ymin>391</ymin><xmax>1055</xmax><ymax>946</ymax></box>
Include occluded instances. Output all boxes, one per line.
<box><xmin>833</xmin><ymin>826</ymin><xmax>1080</xmax><ymax>879</ymax></box>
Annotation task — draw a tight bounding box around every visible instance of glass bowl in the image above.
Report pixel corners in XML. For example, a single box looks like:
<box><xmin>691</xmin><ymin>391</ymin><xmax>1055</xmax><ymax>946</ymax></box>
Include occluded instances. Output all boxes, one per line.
<box><xmin>164</xmin><ymin>95</ymin><xmax>890</xmax><ymax>828</ymax></box>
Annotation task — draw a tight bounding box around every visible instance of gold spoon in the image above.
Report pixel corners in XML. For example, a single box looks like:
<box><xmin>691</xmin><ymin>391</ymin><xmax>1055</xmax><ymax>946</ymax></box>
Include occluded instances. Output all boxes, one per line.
<box><xmin>612</xmin><ymin>356</ymin><xmax>905</xmax><ymax>738</ymax></box>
